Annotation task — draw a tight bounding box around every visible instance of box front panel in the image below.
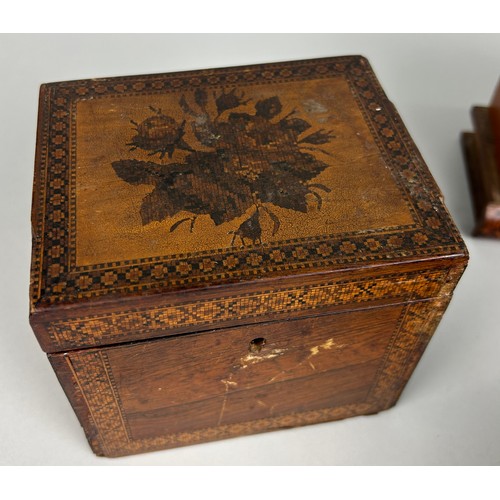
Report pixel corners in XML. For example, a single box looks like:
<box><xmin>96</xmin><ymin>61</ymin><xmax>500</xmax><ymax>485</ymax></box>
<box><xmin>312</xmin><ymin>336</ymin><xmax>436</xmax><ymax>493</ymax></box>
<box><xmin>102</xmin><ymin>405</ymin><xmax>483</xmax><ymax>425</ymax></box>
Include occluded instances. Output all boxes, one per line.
<box><xmin>50</xmin><ymin>298</ymin><xmax>450</xmax><ymax>457</ymax></box>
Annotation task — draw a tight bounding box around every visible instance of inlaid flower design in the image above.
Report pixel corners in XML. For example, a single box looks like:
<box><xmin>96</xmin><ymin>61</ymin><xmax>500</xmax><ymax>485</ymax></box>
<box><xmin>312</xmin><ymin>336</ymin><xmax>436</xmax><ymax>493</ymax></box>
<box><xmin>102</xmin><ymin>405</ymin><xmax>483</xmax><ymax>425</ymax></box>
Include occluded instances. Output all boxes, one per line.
<box><xmin>111</xmin><ymin>89</ymin><xmax>335</xmax><ymax>245</ymax></box>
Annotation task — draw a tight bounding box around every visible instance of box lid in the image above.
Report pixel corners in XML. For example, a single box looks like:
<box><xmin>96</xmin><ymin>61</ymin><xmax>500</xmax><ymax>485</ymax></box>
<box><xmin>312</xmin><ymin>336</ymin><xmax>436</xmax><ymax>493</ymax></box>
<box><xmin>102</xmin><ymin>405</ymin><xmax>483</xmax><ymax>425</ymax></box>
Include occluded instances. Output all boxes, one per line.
<box><xmin>30</xmin><ymin>56</ymin><xmax>467</xmax><ymax>351</ymax></box>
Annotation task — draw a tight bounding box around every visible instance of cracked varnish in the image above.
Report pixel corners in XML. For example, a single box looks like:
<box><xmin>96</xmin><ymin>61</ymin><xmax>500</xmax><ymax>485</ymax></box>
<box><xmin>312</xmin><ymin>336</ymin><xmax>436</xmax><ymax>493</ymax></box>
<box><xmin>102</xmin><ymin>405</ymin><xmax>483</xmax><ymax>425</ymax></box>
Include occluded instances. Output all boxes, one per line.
<box><xmin>88</xmin><ymin>305</ymin><xmax>403</xmax><ymax>440</ymax></box>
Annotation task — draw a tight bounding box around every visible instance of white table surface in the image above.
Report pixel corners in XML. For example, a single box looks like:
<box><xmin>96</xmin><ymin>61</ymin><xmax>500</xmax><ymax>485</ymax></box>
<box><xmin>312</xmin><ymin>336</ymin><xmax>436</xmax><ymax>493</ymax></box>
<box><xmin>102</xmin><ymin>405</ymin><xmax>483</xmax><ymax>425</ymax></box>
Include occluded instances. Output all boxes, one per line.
<box><xmin>1</xmin><ymin>34</ymin><xmax>499</xmax><ymax>466</ymax></box>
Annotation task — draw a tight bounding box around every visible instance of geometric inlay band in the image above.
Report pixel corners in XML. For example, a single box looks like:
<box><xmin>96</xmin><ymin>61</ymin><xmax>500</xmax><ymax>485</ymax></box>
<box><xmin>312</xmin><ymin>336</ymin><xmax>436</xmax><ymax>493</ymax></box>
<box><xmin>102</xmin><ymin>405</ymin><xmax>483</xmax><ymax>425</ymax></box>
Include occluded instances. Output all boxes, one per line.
<box><xmin>48</xmin><ymin>268</ymin><xmax>449</xmax><ymax>349</ymax></box>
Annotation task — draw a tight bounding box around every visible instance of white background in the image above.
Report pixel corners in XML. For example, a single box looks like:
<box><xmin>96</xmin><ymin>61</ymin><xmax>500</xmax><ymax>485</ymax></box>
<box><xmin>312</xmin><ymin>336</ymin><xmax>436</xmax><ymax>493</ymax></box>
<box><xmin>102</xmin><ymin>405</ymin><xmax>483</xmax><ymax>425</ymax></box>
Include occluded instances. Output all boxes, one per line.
<box><xmin>1</xmin><ymin>34</ymin><xmax>499</xmax><ymax>466</ymax></box>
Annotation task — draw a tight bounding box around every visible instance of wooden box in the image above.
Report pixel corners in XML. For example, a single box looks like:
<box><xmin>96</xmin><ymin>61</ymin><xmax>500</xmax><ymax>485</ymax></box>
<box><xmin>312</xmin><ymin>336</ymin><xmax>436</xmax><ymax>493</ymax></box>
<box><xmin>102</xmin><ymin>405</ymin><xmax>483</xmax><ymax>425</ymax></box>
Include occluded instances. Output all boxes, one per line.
<box><xmin>29</xmin><ymin>56</ymin><xmax>468</xmax><ymax>457</ymax></box>
<box><xmin>462</xmin><ymin>79</ymin><xmax>500</xmax><ymax>237</ymax></box>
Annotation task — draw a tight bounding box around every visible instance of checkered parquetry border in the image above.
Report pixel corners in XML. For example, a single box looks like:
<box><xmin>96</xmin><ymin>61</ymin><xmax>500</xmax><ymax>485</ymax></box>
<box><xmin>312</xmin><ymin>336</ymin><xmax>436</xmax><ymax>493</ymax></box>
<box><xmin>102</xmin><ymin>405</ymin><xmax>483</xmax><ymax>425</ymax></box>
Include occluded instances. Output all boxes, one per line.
<box><xmin>45</xmin><ymin>268</ymin><xmax>449</xmax><ymax>350</ymax></box>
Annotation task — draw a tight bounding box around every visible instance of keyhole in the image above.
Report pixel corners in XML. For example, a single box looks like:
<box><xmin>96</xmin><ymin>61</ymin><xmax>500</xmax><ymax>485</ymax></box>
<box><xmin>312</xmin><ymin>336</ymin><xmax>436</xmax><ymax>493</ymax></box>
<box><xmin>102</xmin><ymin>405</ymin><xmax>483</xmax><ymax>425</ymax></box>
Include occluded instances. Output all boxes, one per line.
<box><xmin>249</xmin><ymin>337</ymin><xmax>266</xmax><ymax>353</ymax></box>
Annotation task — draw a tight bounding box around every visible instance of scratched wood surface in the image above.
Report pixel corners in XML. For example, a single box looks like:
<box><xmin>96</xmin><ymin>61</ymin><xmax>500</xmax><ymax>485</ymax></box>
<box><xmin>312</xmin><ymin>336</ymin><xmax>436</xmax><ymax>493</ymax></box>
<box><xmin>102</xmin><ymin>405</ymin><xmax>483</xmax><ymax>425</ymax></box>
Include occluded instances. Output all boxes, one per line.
<box><xmin>108</xmin><ymin>307</ymin><xmax>400</xmax><ymax>437</ymax></box>
<box><xmin>49</xmin><ymin>297</ymin><xmax>458</xmax><ymax>457</ymax></box>
<box><xmin>31</xmin><ymin>56</ymin><xmax>468</xmax><ymax>457</ymax></box>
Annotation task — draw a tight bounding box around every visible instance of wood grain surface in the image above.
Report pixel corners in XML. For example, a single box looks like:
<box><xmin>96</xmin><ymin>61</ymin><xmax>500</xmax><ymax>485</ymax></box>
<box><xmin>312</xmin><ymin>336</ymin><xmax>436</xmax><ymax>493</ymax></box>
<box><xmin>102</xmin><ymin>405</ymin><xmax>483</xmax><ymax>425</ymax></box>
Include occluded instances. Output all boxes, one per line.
<box><xmin>49</xmin><ymin>298</ymin><xmax>451</xmax><ymax>457</ymax></box>
<box><xmin>31</xmin><ymin>56</ymin><xmax>468</xmax><ymax>457</ymax></box>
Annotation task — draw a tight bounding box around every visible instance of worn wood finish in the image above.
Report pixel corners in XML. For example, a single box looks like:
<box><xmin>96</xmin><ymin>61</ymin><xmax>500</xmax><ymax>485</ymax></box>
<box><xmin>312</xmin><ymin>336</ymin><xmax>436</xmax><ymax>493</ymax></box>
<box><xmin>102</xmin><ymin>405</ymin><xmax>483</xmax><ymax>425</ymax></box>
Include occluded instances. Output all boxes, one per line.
<box><xmin>30</xmin><ymin>56</ymin><xmax>468</xmax><ymax>457</ymax></box>
<box><xmin>49</xmin><ymin>297</ymin><xmax>454</xmax><ymax>457</ymax></box>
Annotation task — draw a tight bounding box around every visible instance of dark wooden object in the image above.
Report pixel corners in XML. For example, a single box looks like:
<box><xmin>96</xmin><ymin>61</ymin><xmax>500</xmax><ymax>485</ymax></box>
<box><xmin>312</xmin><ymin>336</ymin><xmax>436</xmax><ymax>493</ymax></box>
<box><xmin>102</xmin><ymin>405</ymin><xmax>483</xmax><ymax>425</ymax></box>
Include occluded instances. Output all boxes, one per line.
<box><xmin>462</xmin><ymin>80</ymin><xmax>500</xmax><ymax>237</ymax></box>
<box><xmin>30</xmin><ymin>56</ymin><xmax>468</xmax><ymax>457</ymax></box>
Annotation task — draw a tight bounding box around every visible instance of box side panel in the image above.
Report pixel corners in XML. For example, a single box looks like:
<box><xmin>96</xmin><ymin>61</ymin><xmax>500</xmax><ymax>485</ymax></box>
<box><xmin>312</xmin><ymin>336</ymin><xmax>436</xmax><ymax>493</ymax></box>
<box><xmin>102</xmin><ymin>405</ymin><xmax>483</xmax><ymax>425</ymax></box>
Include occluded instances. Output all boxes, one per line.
<box><xmin>49</xmin><ymin>294</ymin><xmax>456</xmax><ymax>457</ymax></box>
<box><xmin>48</xmin><ymin>354</ymin><xmax>105</xmax><ymax>456</ymax></box>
